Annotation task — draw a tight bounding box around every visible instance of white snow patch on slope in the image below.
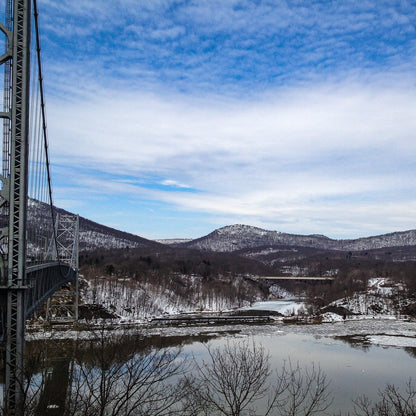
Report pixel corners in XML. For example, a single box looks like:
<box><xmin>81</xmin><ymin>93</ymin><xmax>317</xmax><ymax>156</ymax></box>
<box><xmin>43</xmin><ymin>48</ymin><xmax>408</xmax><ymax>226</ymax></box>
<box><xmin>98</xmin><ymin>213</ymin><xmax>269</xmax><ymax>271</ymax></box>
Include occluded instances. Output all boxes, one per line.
<box><xmin>321</xmin><ymin>312</ymin><xmax>345</xmax><ymax>323</ymax></box>
<box><xmin>330</xmin><ymin>277</ymin><xmax>406</xmax><ymax>317</ymax></box>
<box><xmin>241</xmin><ymin>300</ymin><xmax>305</xmax><ymax>316</ymax></box>
<box><xmin>80</xmin><ymin>275</ymin><xmax>259</xmax><ymax>321</ymax></box>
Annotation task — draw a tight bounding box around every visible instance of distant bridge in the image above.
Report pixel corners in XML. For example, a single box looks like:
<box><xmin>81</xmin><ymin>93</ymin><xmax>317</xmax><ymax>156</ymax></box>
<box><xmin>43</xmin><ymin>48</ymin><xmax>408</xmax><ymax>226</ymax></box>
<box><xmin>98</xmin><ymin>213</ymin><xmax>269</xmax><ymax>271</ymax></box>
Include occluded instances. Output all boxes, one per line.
<box><xmin>250</xmin><ymin>276</ymin><xmax>335</xmax><ymax>282</ymax></box>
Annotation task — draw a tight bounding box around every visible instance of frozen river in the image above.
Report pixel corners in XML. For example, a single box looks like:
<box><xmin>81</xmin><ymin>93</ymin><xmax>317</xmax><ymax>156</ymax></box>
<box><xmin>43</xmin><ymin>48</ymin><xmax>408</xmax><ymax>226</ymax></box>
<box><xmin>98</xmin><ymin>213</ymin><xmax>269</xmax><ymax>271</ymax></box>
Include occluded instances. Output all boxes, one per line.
<box><xmin>183</xmin><ymin>320</ymin><xmax>416</xmax><ymax>413</ymax></box>
<box><xmin>19</xmin><ymin>300</ymin><xmax>416</xmax><ymax>414</ymax></box>
<box><xmin>241</xmin><ymin>298</ymin><xmax>306</xmax><ymax>315</ymax></box>
<box><xmin>194</xmin><ymin>299</ymin><xmax>416</xmax><ymax>412</ymax></box>
<box><xmin>151</xmin><ymin>299</ymin><xmax>416</xmax><ymax>413</ymax></box>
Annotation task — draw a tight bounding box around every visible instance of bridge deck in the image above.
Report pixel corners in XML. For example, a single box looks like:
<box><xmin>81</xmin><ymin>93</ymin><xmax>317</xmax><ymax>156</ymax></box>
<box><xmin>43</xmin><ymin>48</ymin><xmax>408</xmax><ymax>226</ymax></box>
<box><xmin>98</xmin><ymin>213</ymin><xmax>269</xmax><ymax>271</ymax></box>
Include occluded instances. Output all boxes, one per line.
<box><xmin>251</xmin><ymin>276</ymin><xmax>336</xmax><ymax>281</ymax></box>
<box><xmin>25</xmin><ymin>262</ymin><xmax>76</xmax><ymax>318</ymax></box>
<box><xmin>0</xmin><ymin>262</ymin><xmax>76</xmax><ymax>329</ymax></box>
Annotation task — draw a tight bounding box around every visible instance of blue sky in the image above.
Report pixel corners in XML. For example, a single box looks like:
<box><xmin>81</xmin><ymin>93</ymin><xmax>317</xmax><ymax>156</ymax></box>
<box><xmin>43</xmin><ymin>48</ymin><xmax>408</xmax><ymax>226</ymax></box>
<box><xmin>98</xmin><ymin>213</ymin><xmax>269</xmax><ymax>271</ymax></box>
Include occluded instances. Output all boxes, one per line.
<box><xmin>31</xmin><ymin>0</ymin><xmax>416</xmax><ymax>239</ymax></box>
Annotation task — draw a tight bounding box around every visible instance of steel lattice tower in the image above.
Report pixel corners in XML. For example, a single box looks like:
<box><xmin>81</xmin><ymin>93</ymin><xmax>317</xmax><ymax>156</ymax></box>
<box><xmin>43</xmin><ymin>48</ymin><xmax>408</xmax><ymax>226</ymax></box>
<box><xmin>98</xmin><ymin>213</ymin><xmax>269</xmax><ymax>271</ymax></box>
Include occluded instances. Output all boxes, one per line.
<box><xmin>0</xmin><ymin>0</ymin><xmax>31</xmax><ymax>414</ymax></box>
<box><xmin>46</xmin><ymin>213</ymin><xmax>80</xmax><ymax>322</ymax></box>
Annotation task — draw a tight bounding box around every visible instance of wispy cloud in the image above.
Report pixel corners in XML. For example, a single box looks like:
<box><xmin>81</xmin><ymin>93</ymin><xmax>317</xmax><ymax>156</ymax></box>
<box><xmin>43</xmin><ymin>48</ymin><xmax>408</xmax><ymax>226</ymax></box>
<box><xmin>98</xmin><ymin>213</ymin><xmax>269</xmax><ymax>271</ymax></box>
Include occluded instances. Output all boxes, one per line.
<box><xmin>48</xmin><ymin>76</ymin><xmax>416</xmax><ymax>238</ymax></box>
<box><xmin>160</xmin><ymin>180</ymin><xmax>191</xmax><ymax>189</ymax></box>
<box><xmin>38</xmin><ymin>0</ymin><xmax>416</xmax><ymax>94</ymax></box>
<box><xmin>30</xmin><ymin>0</ymin><xmax>416</xmax><ymax>238</ymax></box>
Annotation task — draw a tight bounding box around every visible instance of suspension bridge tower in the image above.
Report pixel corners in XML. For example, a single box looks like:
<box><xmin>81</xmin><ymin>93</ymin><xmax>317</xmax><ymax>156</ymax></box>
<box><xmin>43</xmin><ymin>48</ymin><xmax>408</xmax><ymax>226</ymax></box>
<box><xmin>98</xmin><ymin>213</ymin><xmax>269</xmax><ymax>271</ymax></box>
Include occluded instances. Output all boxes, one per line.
<box><xmin>0</xmin><ymin>1</ymin><xmax>80</xmax><ymax>413</ymax></box>
<box><xmin>0</xmin><ymin>0</ymin><xmax>31</xmax><ymax>414</ymax></box>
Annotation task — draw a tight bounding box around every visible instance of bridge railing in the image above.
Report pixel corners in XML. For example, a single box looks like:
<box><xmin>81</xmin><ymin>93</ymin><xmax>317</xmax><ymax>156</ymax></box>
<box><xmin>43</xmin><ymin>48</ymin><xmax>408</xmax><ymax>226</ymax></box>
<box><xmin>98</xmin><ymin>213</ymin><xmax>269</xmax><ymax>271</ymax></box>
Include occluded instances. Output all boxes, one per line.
<box><xmin>25</xmin><ymin>262</ymin><xmax>76</xmax><ymax>319</ymax></box>
<box><xmin>0</xmin><ymin>262</ymin><xmax>76</xmax><ymax>341</ymax></box>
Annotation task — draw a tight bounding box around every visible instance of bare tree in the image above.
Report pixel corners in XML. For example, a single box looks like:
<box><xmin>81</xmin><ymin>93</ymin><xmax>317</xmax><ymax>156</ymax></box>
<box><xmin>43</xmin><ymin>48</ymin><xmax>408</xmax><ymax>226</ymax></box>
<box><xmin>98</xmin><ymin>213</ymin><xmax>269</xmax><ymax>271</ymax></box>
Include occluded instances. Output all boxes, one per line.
<box><xmin>62</xmin><ymin>328</ymin><xmax>186</xmax><ymax>416</ymax></box>
<box><xmin>181</xmin><ymin>339</ymin><xmax>332</xmax><ymax>416</ymax></box>
<box><xmin>65</xmin><ymin>348</ymin><xmax>184</xmax><ymax>416</ymax></box>
<box><xmin>17</xmin><ymin>327</ymin><xmax>186</xmax><ymax>416</ymax></box>
<box><xmin>353</xmin><ymin>380</ymin><xmax>416</xmax><ymax>416</ymax></box>
<box><xmin>276</xmin><ymin>360</ymin><xmax>332</xmax><ymax>416</ymax></box>
<box><xmin>181</xmin><ymin>340</ymin><xmax>281</xmax><ymax>416</ymax></box>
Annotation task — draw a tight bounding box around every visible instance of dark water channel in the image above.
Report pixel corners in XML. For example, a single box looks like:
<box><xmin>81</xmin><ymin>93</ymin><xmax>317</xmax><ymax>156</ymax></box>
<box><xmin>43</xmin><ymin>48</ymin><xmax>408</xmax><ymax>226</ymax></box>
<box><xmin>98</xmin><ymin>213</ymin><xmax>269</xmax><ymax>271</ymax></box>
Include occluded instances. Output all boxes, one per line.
<box><xmin>13</xmin><ymin>319</ymin><xmax>416</xmax><ymax>414</ymax></box>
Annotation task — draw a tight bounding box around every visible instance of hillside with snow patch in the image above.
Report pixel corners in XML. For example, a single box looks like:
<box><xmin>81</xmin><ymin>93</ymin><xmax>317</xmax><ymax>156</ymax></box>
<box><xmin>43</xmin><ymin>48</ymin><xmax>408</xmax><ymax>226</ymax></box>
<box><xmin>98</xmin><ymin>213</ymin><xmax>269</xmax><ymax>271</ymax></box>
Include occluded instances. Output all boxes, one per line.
<box><xmin>28</xmin><ymin>198</ymin><xmax>160</xmax><ymax>252</ymax></box>
<box><xmin>80</xmin><ymin>273</ymin><xmax>265</xmax><ymax>321</ymax></box>
<box><xmin>179</xmin><ymin>224</ymin><xmax>416</xmax><ymax>254</ymax></box>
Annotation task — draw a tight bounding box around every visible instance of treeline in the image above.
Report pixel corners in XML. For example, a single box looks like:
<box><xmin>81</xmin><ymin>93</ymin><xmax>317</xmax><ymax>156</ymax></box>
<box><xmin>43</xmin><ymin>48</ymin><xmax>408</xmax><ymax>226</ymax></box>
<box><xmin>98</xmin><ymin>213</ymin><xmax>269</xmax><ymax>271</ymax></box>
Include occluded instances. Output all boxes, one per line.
<box><xmin>302</xmin><ymin>255</ymin><xmax>416</xmax><ymax>312</ymax></box>
<box><xmin>79</xmin><ymin>244</ymin><xmax>416</xmax><ymax>316</ymax></box>
<box><xmin>80</xmin><ymin>245</ymin><xmax>274</xmax><ymax>279</ymax></box>
<box><xmin>79</xmin><ymin>246</ymin><xmax>273</xmax><ymax>317</ymax></box>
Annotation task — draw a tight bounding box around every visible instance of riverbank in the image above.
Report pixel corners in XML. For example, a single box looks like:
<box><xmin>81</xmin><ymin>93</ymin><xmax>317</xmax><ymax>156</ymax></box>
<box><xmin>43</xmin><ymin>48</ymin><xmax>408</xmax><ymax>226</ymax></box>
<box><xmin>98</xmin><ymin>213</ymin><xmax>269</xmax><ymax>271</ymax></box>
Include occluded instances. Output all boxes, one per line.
<box><xmin>21</xmin><ymin>316</ymin><xmax>416</xmax><ymax>416</ymax></box>
<box><xmin>26</xmin><ymin>312</ymin><xmax>416</xmax><ymax>350</ymax></box>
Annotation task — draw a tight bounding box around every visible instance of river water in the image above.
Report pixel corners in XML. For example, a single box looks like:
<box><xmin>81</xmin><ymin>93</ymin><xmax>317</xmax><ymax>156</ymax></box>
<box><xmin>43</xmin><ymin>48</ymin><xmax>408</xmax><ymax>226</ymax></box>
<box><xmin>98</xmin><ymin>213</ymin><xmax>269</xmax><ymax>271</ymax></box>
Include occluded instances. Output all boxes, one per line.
<box><xmin>167</xmin><ymin>313</ymin><xmax>414</xmax><ymax>413</ymax></box>
<box><xmin>184</xmin><ymin>326</ymin><xmax>416</xmax><ymax>413</ymax></box>
<box><xmin>14</xmin><ymin>301</ymin><xmax>416</xmax><ymax>414</ymax></box>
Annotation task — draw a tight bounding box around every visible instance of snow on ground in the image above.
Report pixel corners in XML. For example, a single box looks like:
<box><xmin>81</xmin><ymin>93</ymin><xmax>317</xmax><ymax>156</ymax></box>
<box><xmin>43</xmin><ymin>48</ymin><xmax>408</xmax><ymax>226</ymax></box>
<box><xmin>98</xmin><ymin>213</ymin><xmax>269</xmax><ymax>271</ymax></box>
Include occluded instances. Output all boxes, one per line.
<box><xmin>241</xmin><ymin>300</ymin><xmax>306</xmax><ymax>316</ymax></box>
<box><xmin>329</xmin><ymin>277</ymin><xmax>406</xmax><ymax>317</ymax></box>
<box><xmin>321</xmin><ymin>312</ymin><xmax>345</xmax><ymax>323</ymax></box>
<box><xmin>331</xmin><ymin>293</ymin><xmax>397</xmax><ymax>315</ymax></box>
<box><xmin>268</xmin><ymin>284</ymin><xmax>293</xmax><ymax>299</ymax></box>
<box><xmin>26</xmin><ymin>318</ymin><xmax>416</xmax><ymax>351</ymax></box>
<box><xmin>280</xmin><ymin>265</ymin><xmax>309</xmax><ymax>276</ymax></box>
<box><xmin>368</xmin><ymin>277</ymin><xmax>403</xmax><ymax>295</ymax></box>
<box><xmin>80</xmin><ymin>275</ymin><xmax>256</xmax><ymax>321</ymax></box>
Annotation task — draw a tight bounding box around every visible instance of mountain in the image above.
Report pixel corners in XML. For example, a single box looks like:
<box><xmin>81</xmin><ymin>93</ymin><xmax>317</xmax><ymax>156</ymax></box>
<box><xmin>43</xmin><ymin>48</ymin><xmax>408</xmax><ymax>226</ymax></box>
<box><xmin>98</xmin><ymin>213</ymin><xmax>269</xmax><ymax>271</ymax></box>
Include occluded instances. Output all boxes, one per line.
<box><xmin>178</xmin><ymin>224</ymin><xmax>416</xmax><ymax>253</ymax></box>
<box><xmin>27</xmin><ymin>198</ymin><xmax>416</xmax><ymax>256</ymax></box>
<box><xmin>155</xmin><ymin>238</ymin><xmax>193</xmax><ymax>245</ymax></box>
<box><xmin>27</xmin><ymin>199</ymin><xmax>161</xmax><ymax>253</ymax></box>
<box><xmin>76</xmin><ymin>213</ymin><xmax>161</xmax><ymax>251</ymax></box>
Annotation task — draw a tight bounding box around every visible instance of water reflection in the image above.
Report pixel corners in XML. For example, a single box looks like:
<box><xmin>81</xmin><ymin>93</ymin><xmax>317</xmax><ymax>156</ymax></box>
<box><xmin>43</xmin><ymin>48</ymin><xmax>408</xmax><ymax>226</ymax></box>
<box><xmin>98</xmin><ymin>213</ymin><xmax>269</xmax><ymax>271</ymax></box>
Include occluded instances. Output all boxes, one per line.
<box><xmin>404</xmin><ymin>346</ymin><xmax>416</xmax><ymax>359</ymax></box>
<box><xmin>5</xmin><ymin>322</ymin><xmax>416</xmax><ymax>414</ymax></box>
<box><xmin>25</xmin><ymin>331</ymin><xmax>204</xmax><ymax>415</ymax></box>
<box><xmin>334</xmin><ymin>335</ymin><xmax>371</xmax><ymax>352</ymax></box>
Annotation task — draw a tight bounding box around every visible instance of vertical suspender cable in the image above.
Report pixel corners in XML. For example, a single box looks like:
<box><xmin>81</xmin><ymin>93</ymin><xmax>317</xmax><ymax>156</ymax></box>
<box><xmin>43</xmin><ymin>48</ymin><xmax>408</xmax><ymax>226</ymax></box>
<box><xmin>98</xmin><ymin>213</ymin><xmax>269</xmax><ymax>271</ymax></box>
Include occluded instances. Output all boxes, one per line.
<box><xmin>33</xmin><ymin>0</ymin><xmax>60</xmax><ymax>261</ymax></box>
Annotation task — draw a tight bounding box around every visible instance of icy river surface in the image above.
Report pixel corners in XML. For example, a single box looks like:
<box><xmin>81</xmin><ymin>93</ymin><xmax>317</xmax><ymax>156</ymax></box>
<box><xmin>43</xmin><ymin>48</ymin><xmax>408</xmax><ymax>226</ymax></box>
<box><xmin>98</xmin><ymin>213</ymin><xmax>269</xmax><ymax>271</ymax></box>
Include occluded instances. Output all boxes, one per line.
<box><xmin>185</xmin><ymin>321</ymin><xmax>416</xmax><ymax>413</ymax></box>
<box><xmin>24</xmin><ymin>300</ymin><xmax>416</xmax><ymax>414</ymax></box>
<box><xmin>178</xmin><ymin>301</ymin><xmax>416</xmax><ymax>413</ymax></box>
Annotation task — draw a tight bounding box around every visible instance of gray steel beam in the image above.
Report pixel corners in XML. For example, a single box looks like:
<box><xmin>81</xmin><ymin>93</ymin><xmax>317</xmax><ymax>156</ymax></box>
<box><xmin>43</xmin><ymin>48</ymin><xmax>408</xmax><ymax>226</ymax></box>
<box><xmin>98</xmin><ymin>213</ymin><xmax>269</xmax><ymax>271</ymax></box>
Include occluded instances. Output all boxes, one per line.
<box><xmin>4</xmin><ymin>0</ymin><xmax>31</xmax><ymax>414</ymax></box>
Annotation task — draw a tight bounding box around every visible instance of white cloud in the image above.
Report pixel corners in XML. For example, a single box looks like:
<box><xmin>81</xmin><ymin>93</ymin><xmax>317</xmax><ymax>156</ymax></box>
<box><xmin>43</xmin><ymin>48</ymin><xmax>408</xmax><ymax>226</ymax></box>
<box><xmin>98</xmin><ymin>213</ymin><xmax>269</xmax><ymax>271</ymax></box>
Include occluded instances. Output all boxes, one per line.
<box><xmin>48</xmin><ymin>76</ymin><xmax>416</xmax><ymax>237</ymax></box>
<box><xmin>38</xmin><ymin>0</ymin><xmax>416</xmax><ymax>98</ymax></box>
<box><xmin>49</xmin><ymin>79</ymin><xmax>416</xmax><ymax>173</ymax></box>
<box><xmin>30</xmin><ymin>0</ymin><xmax>416</xmax><ymax>237</ymax></box>
<box><xmin>160</xmin><ymin>180</ymin><xmax>191</xmax><ymax>188</ymax></box>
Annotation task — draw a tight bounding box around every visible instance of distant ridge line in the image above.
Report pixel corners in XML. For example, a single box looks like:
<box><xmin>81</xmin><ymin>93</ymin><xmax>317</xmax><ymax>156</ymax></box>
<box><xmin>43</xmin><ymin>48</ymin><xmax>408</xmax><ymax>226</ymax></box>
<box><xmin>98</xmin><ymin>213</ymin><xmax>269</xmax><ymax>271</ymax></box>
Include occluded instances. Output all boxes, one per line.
<box><xmin>176</xmin><ymin>224</ymin><xmax>416</xmax><ymax>253</ymax></box>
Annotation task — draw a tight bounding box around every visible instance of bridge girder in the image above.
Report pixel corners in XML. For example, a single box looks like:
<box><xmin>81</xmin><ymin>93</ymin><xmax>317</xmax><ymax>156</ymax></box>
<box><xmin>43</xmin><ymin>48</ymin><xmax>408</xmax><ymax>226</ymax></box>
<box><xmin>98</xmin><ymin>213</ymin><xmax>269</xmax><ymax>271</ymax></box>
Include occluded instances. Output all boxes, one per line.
<box><xmin>0</xmin><ymin>0</ymin><xmax>32</xmax><ymax>414</ymax></box>
<box><xmin>0</xmin><ymin>1</ymin><xmax>80</xmax><ymax>414</ymax></box>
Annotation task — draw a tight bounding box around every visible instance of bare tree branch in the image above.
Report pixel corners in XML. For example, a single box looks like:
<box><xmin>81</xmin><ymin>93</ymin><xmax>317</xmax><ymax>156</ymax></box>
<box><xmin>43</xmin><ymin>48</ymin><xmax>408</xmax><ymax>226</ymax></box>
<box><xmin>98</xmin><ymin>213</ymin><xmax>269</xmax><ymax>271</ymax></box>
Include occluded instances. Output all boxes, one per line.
<box><xmin>182</xmin><ymin>339</ymin><xmax>333</xmax><ymax>416</ymax></box>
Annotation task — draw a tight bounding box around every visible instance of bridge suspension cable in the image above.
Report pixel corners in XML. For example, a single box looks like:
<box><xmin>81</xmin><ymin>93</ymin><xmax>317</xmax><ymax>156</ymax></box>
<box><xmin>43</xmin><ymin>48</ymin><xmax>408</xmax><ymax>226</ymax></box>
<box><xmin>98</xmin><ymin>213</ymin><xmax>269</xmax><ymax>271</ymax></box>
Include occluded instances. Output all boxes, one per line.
<box><xmin>26</xmin><ymin>0</ymin><xmax>60</xmax><ymax>265</ymax></box>
<box><xmin>0</xmin><ymin>1</ymin><xmax>80</xmax><ymax>414</ymax></box>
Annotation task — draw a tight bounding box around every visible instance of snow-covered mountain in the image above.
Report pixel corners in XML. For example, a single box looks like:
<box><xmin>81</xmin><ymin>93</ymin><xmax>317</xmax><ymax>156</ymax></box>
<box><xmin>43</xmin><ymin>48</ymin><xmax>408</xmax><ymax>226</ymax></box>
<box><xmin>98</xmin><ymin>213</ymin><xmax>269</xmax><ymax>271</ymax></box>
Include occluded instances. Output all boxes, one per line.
<box><xmin>77</xmin><ymin>215</ymin><xmax>160</xmax><ymax>251</ymax></box>
<box><xmin>155</xmin><ymin>238</ymin><xmax>193</xmax><ymax>245</ymax></box>
<box><xmin>178</xmin><ymin>224</ymin><xmax>416</xmax><ymax>253</ymax></box>
<box><xmin>27</xmin><ymin>198</ymin><xmax>416</xmax><ymax>255</ymax></box>
<box><xmin>27</xmin><ymin>199</ymin><xmax>160</xmax><ymax>252</ymax></box>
